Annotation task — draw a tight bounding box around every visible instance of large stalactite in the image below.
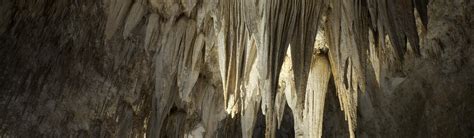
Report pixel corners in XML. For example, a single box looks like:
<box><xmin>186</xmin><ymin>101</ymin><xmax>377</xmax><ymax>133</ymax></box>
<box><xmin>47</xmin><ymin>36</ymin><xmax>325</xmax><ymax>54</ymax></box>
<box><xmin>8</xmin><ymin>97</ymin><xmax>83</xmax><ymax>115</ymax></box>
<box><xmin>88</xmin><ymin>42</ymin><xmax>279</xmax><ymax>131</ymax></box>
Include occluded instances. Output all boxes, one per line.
<box><xmin>1</xmin><ymin>0</ymin><xmax>473</xmax><ymax>137</ymax></box>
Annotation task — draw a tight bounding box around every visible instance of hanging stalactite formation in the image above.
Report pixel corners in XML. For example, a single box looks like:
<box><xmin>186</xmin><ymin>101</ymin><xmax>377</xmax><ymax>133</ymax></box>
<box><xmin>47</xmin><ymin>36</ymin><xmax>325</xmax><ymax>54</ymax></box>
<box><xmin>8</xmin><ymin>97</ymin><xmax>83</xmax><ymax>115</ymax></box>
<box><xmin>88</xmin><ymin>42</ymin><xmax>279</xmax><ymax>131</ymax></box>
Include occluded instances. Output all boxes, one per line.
<box><xmin>1</xmin><ymin>0</ymin><xmax>474</xmax><ymax>137</ymax></box>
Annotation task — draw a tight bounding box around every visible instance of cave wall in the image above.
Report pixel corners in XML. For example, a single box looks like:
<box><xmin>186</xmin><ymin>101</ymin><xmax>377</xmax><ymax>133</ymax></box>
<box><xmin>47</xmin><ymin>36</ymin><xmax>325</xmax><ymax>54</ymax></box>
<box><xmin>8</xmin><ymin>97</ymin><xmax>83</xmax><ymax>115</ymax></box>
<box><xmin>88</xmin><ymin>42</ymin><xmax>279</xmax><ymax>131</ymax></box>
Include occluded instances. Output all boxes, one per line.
<box><xmin>0</xmin><ymin>0</ymin><xmax>153</xmax><ymax>136</ymax></box>
<box><xmin>356</xmin><ymin>0</ymin><xmax>474</xmax><ymax>137</ymax></box>
<box><xmin>0</xmin><ymin>0</ymin><xmax>473</xmax><ymax>137</ymax></box>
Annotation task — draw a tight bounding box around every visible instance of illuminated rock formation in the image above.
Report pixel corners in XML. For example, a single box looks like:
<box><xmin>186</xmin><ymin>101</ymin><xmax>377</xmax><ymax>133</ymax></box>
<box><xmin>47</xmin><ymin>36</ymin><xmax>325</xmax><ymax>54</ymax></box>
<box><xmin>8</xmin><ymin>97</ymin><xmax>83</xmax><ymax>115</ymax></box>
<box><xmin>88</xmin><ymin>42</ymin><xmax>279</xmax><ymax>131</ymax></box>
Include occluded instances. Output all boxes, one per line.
<box><xmin>0</xmin><ymin>0</ymin><xmax>473</xmax><ymax>137</ymax></box>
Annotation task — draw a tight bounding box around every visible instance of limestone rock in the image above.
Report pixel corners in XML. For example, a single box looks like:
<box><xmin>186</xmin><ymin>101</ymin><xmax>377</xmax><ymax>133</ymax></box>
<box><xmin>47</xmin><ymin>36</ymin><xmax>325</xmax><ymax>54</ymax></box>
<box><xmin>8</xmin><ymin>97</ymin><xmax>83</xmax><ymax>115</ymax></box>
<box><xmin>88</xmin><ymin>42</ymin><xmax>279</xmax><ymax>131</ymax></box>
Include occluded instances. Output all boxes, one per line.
<box><xmin>0</xmin><ymin>0</ymin><xmax>473</xmax><ymax>137</ymax></box>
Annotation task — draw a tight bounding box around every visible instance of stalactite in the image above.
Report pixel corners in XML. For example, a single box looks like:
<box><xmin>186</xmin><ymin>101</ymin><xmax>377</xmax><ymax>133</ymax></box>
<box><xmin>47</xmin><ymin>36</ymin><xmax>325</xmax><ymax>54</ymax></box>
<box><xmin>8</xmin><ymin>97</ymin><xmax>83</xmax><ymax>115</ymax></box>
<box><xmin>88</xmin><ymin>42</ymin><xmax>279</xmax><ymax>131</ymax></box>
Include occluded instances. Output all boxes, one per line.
<box><xmin>278</xmin><ymin>47</ymin><xmax>303</xmax><ymax>135</ymax></box>
<box><xmin>177</xmin><ymin>33</ymin><xmax>204</xmax><ymax>102</ymax></box>
<box><xmin>107</xmin><ymin>0</ymin><xmax>429</xmax><ymax>137</ymax></box>
<box><xmin>2</xmin><ymin>0</ymin><xmax>445</xmax><ymax>137</ymax></box>
<box><xmin>144</xmin><ymin>14</ymin><xmax>160</xmax><ymax>52</ymax></box>
<box><xmin>123</xmin><ymin>0</ymin><xmax>145</xmax><ymax>38</ymax></box>
<box><xmin>290</xmin><ymin>0</ymin><xmax>327</xmax><ymax>120</ymax></box>
<box><xmin>104</xmin><ymin>0</ymin><xmax>132</xmax><ymax>40</ymax></box>
<box><xmin>216</xmin><ymin>0</ymin><xmax>252</xmax><ymax>117</ymax></box>
<box><xmin>303</xmin><ymin>53</ymin><xmax>331</xmax><ymax>138</ymax></box>
<box><xmin>240</xmin><ymin>37</ymin><xmax>260</xmax><ymax>138</ymax></box>
<box><xmin>214</xmin><ymin>0</ymin><xmax>427</xmax><ymax>136</ymax></box>
<box><xmin>262</xmin><ymin>0</ymin><xmax>299</xmax><ymax>136</ymax></box>
<box><xmin>325</xmin><ymin>0</ymin><xmax>360</xmax><ymax>137</ymax></box>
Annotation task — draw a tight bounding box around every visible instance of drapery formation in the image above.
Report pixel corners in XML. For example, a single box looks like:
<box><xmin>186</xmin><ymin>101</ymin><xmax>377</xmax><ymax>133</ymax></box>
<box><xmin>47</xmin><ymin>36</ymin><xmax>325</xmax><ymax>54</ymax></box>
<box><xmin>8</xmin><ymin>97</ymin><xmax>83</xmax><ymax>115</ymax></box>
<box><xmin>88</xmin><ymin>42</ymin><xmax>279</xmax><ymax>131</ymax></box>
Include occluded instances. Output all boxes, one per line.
<box><xmin>135</xmin><ymin>0</ymin><xmax>427</xmax><ymax>137</ymax></box>
<box><xmin>0</xmin><ymin>0</ymin><xmax>437</xmax><ymax>137</ymax></box>
<box><xmin>211</xmin><ymin>0</ymin><xmax>427</xmax><ymax>137</ymax></box>
<box><xmin>23</xmin><ymin>0</ymin><xmax>428</xmax><ymax>137</ymax></box>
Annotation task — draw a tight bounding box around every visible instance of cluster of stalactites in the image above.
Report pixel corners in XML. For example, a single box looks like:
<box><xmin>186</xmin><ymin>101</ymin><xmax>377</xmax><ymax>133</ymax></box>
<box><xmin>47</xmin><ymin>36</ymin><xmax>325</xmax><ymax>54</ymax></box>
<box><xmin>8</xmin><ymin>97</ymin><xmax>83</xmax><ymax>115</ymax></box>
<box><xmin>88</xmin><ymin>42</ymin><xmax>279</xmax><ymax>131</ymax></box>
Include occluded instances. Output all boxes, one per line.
<box><xmin>217</xmin><ymin>0</ymin><xmax>427</xmax><ymax>137</ymax></box>
<box><xmin>102</xmin><ymin>0</ymin><xmax>428</xmax><ymax>137</ymax></box>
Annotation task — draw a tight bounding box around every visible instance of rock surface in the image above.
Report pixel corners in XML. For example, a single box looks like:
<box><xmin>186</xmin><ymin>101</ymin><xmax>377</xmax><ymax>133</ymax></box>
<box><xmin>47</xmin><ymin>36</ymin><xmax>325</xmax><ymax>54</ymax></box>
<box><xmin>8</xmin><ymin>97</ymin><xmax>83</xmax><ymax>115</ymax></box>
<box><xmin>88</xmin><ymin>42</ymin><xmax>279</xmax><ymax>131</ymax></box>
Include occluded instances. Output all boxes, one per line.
<box><xmin>0</xmin><ymin>0</ymin><xmax>473</xmax><ymax>137</ymax></box>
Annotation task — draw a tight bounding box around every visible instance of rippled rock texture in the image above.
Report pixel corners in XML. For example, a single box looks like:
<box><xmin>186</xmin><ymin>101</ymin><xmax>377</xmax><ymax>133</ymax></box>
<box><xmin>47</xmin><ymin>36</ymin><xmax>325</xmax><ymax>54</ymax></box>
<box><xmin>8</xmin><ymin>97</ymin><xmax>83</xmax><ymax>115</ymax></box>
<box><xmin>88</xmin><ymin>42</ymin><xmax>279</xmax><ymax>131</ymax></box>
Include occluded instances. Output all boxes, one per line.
<box><xmin>0</xmin><ymin>0</ymin><xmax>473</xmax><ymax>137</ymax></box>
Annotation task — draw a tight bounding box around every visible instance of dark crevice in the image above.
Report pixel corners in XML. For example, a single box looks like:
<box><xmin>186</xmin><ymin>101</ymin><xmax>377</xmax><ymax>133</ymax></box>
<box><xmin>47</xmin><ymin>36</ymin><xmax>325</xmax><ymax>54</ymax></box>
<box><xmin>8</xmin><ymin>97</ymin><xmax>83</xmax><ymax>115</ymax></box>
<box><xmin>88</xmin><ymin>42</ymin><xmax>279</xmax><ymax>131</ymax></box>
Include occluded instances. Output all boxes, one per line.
<box><xmin>322</xmin><ymin>76</ymin><xmax>349</xmax><ymax>137</ymax></box>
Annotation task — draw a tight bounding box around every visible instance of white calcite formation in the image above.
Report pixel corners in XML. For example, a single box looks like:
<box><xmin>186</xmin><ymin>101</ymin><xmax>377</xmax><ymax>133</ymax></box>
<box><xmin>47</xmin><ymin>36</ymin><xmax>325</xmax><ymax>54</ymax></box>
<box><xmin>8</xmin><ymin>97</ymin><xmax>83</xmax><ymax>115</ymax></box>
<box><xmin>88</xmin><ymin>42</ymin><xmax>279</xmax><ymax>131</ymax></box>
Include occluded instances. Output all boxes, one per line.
<box><xmin>1</xmin><ymin>0</ymin><xmax>473</xmax><ymax>137</ymax></box>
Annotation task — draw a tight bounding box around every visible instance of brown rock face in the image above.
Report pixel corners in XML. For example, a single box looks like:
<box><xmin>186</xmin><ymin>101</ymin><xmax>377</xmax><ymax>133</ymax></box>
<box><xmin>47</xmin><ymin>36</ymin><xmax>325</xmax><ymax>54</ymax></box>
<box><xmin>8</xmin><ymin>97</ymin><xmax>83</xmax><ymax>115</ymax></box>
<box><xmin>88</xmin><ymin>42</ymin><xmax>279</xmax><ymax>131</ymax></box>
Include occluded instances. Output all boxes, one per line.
<box><xmin>0</xmin><ymin>0</ymin><xmax>473</xmax><ymax>137</ymax></box>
